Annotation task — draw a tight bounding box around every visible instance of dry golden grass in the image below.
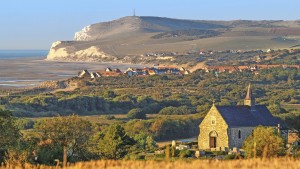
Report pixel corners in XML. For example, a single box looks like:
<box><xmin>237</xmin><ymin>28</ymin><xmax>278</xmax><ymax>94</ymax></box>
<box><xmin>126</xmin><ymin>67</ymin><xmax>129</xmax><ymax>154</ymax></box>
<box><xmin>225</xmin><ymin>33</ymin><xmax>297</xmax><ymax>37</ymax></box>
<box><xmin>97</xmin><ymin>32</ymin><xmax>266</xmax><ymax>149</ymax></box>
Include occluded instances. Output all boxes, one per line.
<box><xmin>1</xmin><ymin>158</ymin><xmax>300</xmax><ymax>169</ymax></box>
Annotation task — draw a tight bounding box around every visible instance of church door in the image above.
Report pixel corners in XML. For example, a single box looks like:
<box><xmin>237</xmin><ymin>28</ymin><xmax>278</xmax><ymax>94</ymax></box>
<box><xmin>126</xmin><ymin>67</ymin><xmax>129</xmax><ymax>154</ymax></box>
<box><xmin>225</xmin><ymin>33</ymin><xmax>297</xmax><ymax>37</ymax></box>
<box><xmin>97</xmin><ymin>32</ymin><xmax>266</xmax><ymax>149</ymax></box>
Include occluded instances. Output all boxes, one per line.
<box><xmin>210</xmin><ymin>136</ymin><xmax>217</xmax><ymax>148</ymax></box>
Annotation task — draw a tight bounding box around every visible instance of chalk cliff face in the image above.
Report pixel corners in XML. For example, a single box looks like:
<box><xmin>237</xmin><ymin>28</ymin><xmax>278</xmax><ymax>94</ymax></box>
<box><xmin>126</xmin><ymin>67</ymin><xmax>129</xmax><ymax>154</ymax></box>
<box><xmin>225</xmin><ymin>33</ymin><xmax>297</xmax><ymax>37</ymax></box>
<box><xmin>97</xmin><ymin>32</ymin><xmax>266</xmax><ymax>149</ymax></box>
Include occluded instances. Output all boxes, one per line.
<box><xmin>47</xmin><ymin>41</ymin><xmax>115</xmax><ymax>61</ymax></box>
<box><xmin>74</xmin><ymin>25</ymin><xmax>92</xmax><ymax>41</ymax></box>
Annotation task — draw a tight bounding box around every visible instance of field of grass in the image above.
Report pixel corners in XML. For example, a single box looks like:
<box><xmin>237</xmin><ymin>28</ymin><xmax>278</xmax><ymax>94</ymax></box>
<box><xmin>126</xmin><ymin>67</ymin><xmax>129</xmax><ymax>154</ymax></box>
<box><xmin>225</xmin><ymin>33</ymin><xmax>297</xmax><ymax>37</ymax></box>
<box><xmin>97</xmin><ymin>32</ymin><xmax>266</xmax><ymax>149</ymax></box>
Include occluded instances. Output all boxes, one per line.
<box><xmin>2</xmin><ymin>158</ymin><xmax>300</xmax><ymax>169</ymax></box>
<box><xmin>282</xmin><ymin>104</ymin><xmax>300</xmax><ymax>112</ymax></box>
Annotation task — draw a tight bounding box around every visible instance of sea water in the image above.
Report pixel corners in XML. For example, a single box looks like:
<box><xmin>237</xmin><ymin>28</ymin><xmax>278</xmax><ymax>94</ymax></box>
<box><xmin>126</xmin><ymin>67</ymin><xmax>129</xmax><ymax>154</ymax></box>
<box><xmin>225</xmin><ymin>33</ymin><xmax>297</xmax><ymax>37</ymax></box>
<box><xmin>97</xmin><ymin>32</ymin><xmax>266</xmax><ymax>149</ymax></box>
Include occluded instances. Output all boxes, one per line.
<box><xmin>0</xmin><ymin>50</ymin><xmax>48</xmax><ymax>59</ymax></box>
<box><xmin>0</xmin><ymin>50</ymin><xmax>49</xmax><ymax>87</ymax></box>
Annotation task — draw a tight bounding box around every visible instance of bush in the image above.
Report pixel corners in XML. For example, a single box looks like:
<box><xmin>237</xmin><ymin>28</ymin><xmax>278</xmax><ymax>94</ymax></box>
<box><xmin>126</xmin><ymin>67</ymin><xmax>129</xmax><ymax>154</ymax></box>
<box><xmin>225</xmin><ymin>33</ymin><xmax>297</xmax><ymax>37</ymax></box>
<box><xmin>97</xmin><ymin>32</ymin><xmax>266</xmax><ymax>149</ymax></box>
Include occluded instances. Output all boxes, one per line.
<box><xmin>213</xmin><ymin>151</ymin><xmax>226</xmax><ymax>155</ymax></box>
<box><xmin>125</xmin><ymin>153</ymin><xmax>145</xmax><ymax>160</ymax></box>
<box><xmin>127</xmin><ymin>108</ymin><xmax>146</xmax><ymax>119</ymax></box>
<box><xmin>103</xmin><ymin>90</ymin><xmax>116</xmax><ymax>98</ymax></box>
<box><xmin>103</xmin><ymin>115</ymin><xmax>115</xmax><ymax>120</ymax></box>
<box><xmin>16</xmin><ymin>118</ymin><xmax>35</xmax><ymax>130</ymax></box>
<box><xmin>179</xmin><ymin>149</ymin><xmax>192</xmax><ymax>158</ymax></box>
<box><xmin>224</xmin><ymin>154</ymin><xmax>236</xmax><ymax>160</ymax></box>
<box><xmin>159</xmin><ymin>106</ymin><xmax>195</xmax><ymax>115</ymax></box>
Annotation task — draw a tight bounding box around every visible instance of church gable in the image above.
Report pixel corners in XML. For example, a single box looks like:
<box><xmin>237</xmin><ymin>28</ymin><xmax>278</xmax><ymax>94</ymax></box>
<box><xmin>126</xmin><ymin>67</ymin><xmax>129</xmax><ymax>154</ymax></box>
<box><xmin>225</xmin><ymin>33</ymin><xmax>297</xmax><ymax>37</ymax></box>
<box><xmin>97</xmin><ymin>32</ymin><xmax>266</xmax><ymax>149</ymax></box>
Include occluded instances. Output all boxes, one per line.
<box><xmin>198</xmin><ymin>105</ymin><xmax>229</xmax><ymax>150</ymax></box>
<box><xmin>199</xmin><ymin>105</ymin><xmax>228</xmax><ymax>129</ymax></box>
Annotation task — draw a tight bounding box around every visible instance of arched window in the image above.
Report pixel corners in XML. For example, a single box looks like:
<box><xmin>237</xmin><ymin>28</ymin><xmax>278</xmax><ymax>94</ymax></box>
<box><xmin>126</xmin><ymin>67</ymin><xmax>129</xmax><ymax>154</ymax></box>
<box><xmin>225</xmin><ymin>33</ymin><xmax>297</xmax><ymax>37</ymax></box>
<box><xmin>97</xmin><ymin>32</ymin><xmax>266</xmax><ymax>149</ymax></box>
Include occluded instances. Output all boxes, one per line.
<box><xmin>238</xmin><ymin>130</ymin><xmax>241</xmax><ymax>139</ymax></box>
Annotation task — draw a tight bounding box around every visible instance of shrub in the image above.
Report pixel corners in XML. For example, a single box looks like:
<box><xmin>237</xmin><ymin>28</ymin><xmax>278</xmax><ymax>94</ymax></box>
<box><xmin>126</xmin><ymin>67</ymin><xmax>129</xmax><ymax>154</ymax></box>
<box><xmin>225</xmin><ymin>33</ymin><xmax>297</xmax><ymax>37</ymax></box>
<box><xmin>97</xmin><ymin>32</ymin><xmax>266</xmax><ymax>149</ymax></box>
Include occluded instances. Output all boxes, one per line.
<box><xmin>179</xmin><ymin>149</ymin><xmax>192</xmax><ymax>158</ymax></box>
<box><xmin>103</xmin><ymin>115</ymin><xmax>115</xmax><ymax>120</ymax></box>
<box><xmin>127</xmin><ymin>108</ymin><xmax>146</xmax><ymax>119</ymax></box>
<box><xmin>159</xmin><ymin>106</ymin><xmax>195</xmax><ymax>115</ymax></box>
<box><xmin>224</xmin><ymin>154</ymin><xmax>236</xmax><ymax>160</ymax></box>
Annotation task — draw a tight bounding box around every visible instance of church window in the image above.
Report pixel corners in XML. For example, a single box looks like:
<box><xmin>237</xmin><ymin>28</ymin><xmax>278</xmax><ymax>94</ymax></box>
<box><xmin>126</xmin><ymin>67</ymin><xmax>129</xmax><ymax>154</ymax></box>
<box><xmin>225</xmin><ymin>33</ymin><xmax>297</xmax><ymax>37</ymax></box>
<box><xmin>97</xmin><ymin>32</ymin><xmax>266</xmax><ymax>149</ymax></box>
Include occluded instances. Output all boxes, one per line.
<box><xmin>212</xmin><ymin>120</ymin><xmax>215</xmax><ymax>125</ymax></box>
<box><xmin>211</xmin><ymin>116</ymin><xmax>216</xmax><ymax>125</ymax></box>
<box><xmin>238</xmin><ymin>130</ymin><xmax>241</xmax><ymax>139</ymax></box>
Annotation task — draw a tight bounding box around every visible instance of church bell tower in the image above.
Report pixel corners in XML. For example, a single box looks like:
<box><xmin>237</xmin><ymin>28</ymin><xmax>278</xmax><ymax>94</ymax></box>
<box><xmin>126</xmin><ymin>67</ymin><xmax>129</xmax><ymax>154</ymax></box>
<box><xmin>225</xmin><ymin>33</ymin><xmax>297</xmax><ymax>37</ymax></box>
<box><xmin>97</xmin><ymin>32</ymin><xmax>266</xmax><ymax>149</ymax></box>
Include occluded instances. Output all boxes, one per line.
<box><xmin>244</xmin><ymin>84</ymin><xmax>255</xmax><ymax>110</ymax></box>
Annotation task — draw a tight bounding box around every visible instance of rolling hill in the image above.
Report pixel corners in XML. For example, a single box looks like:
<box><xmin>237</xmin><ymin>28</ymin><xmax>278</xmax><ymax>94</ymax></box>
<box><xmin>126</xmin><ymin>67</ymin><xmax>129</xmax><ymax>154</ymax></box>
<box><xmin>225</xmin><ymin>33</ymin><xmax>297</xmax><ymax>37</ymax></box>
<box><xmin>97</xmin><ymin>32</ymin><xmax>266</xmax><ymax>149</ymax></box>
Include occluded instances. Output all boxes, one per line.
<box><xmin>47</xmin><ymin>16</ymin><xmax>300</xmax><ymax>63</ymax></box>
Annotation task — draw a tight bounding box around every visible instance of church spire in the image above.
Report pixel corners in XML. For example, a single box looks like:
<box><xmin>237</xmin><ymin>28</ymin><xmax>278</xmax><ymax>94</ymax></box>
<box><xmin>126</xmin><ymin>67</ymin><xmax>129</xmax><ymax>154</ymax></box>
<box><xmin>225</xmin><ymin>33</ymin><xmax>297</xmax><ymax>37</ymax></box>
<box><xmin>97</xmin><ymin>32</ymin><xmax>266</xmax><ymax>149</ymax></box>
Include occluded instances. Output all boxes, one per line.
<box><xmin>245</xmin><ymin>83</ymin><xmax>252</xmax><ymax>100</ymax></box>
<box><xmin>244</xmin><ymin>83</ymin><xmax>255</xmax><ymax>110</ymax></box>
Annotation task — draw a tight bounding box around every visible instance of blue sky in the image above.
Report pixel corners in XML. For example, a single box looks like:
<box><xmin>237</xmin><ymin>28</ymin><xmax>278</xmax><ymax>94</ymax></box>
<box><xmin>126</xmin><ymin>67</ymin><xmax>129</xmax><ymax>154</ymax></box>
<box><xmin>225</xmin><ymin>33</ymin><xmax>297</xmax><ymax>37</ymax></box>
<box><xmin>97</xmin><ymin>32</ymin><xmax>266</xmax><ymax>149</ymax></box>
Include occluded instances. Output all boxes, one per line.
<box><xmin>0</xmin><ymin>0</ymin><xmax>299</xmax><ymax>50</ymax></box>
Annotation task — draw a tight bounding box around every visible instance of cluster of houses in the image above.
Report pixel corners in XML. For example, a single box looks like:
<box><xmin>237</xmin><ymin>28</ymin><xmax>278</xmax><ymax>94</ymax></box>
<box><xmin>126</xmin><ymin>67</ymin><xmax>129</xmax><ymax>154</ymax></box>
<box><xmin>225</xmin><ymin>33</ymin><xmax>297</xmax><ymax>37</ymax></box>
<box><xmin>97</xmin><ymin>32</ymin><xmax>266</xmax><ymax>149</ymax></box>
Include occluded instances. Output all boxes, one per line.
<box><xmin>203</xmin><ymin>64</ymin><xmax>300</xmax><ymax>74</ymax></box>
<box><xmin>144</xmin><ymin>49</ymin><xmax>253</xmax><ymax>57</ymax></box>
<box><xmin>78</xmin><ymin>66</ymin><xmax>190</xmax><ymax>79</ymax></box>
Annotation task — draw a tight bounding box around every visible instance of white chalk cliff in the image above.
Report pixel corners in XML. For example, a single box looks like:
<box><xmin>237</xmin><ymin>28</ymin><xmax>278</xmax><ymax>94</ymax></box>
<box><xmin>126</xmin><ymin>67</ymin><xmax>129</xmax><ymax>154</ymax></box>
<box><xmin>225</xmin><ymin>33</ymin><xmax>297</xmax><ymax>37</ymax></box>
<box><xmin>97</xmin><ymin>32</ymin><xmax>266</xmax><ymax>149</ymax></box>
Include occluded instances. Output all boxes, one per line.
<box><xmin>74</xmin><ymin>25</ymin><xmax>92</xmax><ymax>41</ymax></box>
<box><xmin>47</xmin><ymin>41</ymin><xmax>114</xmax><ymax>61</ymax></box>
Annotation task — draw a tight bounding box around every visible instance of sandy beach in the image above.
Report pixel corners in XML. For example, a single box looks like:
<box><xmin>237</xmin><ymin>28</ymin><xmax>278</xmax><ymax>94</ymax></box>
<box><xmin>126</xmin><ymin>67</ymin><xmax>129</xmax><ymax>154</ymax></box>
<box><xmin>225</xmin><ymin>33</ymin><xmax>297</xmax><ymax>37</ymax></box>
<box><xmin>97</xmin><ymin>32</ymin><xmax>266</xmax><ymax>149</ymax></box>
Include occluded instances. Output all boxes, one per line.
<box><xmin>0</xmin><ymin>57</ymin><xmax>146</xmax><ymax>88</ymax></box>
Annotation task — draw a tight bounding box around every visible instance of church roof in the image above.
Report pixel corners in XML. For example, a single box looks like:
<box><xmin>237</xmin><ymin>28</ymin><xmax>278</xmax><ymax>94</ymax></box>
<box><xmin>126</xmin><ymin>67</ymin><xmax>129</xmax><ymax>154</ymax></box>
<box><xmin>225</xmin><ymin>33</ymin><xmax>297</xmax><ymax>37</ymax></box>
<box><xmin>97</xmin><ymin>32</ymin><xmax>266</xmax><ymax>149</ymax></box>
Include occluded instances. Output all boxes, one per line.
<box><xmin>215</xmin><ymin>105</ymin><xmax>285</xmax><ymax>127</ymax></box>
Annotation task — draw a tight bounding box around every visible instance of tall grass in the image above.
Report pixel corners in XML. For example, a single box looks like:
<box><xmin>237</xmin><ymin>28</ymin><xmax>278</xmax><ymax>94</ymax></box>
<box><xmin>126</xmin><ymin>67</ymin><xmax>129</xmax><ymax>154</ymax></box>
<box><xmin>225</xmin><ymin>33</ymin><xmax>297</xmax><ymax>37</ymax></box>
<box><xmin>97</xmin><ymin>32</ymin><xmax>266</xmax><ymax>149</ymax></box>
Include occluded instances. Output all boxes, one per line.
<box><xmin>1</xmin><ymin>158</ymin><xmax>300</xmax><ymax>169</ymax></box>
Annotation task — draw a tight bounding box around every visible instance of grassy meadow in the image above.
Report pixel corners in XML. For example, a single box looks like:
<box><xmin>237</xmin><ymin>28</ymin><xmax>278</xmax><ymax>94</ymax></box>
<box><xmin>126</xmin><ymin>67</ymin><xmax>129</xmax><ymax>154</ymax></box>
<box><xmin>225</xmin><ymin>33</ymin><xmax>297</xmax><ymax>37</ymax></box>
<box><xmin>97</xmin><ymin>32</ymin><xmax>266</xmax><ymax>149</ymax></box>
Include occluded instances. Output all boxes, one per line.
<box><xmin>2</xmin><ymin>158</ymin><xmax>300</xmax><ymax>169</ymax></box>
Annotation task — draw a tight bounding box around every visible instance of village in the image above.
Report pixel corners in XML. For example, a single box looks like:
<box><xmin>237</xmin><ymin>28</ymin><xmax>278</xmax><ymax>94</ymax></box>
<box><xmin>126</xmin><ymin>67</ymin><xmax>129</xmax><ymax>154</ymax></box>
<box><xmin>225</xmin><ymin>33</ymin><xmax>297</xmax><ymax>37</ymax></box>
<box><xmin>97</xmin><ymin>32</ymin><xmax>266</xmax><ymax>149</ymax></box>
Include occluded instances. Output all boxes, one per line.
<box><xmin>77</xmin><ymin>63</ymin><xmax>300</xmax><ymax>79</ymax></box>
<box><xmin>77</xmin><ymin>66</ymin><xmax>191</xmax><ymax>79</ymax></box>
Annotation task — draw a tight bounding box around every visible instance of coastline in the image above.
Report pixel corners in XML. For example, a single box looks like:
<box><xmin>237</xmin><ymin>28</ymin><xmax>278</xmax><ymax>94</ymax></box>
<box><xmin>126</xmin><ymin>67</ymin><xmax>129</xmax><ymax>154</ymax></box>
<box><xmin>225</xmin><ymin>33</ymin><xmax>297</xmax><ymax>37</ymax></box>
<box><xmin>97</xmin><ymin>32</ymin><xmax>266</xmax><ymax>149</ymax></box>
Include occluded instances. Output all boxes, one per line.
<box><xmin>0</xmin><ymin>57</ymin><xmax>147</xmax><ymax>89</ymax></box>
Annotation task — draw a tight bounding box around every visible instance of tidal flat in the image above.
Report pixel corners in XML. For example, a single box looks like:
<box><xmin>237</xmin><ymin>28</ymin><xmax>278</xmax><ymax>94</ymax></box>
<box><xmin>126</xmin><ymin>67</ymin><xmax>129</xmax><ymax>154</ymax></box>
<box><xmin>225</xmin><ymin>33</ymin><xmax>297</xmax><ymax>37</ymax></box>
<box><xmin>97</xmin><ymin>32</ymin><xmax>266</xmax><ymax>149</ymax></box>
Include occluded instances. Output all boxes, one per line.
<box><xmin>0</xmin><ymin>58</ymin><xmax>145</xmax><ymax>88</ymax></box>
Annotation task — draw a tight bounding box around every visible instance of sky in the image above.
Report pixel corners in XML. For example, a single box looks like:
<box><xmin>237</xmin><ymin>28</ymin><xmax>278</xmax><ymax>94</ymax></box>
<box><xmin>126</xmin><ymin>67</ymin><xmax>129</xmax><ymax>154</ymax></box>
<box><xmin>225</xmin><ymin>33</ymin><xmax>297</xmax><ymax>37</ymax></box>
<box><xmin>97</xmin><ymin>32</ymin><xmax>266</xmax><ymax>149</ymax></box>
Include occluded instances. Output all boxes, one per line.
<box><xmin>0</xmin><ymin>0</ymin><xmax>299</xmax><ymax>50</ymax></box>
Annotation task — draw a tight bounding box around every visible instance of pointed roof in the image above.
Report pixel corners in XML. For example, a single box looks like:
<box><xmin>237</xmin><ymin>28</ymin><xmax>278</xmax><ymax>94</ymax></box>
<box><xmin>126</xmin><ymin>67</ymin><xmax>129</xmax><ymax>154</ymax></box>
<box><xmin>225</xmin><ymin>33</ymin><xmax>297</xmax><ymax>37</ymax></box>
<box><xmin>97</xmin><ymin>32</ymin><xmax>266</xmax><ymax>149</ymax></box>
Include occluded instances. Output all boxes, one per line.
<box><xmin>78</xmin><ymin>69</ymin><xmax>90</xmax><ymax>78</ymax></box>
<box><xmin>245</xmin><ymin>83</ymin><xmax>252</xmax><ymax>100</ymax></box>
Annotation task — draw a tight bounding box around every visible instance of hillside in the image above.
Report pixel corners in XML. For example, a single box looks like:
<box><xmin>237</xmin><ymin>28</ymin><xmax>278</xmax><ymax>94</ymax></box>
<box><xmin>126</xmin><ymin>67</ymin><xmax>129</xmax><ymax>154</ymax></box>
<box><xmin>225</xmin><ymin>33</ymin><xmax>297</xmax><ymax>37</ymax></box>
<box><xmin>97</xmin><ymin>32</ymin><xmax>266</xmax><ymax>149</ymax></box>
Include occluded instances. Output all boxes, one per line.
<box><xmin>47</xmin><ymin>16</ymin><xmax>300</xmax><ymax>63</ymax></box>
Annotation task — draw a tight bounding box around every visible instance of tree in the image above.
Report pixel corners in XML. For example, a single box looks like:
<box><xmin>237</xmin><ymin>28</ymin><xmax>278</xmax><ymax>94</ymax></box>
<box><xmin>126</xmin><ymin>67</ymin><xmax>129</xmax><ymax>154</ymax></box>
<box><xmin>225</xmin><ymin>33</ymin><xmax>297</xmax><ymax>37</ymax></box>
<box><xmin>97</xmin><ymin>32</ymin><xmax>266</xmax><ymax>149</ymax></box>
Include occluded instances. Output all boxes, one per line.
<box><xmin>93</xmin><ymin>124</ymin><xmax>135</xmax><ymax>159</ymax></box>
<box><xmin>137</xmin><ymin>96</ymin><xmax>154</xmax><ymax>108</ymax></box>
<box><xmin>127</xmin><ymin>108</ymin><xmax>146</xmax><ymax>119</ymax></box>
<box><xmin>146</xmin><ymin>136</ymin><xmax>157</xmax><ymax>151</ymax></box>
<box><xmin>278</xmin><ymin>112</ymin><xmax>300</xmax><ymax>131</ymax></box>
<box><xmin>0</xmin><ymin>109</ymin><xmax>20</xmax><ymax>147</ymax></box>
<box><xmin>36</xmin><ymin>115</ymin><xmax>92</xmax><ymax>167</ymax></box>
<box><xmin>243</xmin><ymin>126</ymin><xmax>284</xmax><ymax>158</ymax></box>
<box><xmin>0</xmin><ymin>109</ymin><xmax>20</xmax><ymax>163</ymax></box>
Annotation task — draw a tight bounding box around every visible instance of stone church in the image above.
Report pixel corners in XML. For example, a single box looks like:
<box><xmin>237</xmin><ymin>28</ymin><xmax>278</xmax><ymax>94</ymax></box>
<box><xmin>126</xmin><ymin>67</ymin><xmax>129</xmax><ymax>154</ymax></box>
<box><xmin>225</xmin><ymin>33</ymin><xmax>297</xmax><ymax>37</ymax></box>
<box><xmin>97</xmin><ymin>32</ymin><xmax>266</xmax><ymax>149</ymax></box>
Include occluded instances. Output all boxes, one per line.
<box><xmin>198</xmin><ymin>84</ymin><xmax>284</xmax><ymax>150</ymax></box>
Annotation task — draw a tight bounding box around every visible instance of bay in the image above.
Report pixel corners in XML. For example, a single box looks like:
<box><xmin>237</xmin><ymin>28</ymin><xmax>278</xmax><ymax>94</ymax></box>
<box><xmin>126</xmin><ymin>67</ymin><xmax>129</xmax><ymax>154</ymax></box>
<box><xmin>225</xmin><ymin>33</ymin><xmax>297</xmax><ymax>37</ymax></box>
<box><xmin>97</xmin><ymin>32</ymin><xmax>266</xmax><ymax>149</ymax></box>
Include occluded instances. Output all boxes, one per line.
<box><xmin>0</xmin><ymin>50</ymin><xmax>48</xmax><ymax>59</ymax></box>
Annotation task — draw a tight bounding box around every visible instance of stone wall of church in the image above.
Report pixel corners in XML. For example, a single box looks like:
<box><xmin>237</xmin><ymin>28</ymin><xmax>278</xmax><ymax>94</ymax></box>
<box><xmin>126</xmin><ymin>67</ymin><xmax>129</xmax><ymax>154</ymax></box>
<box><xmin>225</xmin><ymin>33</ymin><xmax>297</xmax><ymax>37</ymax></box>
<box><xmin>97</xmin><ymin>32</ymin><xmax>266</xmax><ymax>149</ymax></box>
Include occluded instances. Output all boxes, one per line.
<box><xmin>229</xmin><ymin>127</ymin><xmax>254</xmax><ymax>148</ymax></box>
<box><xmin>198</xmin><ymin>105</ymin><xmax>229</xmax><ymax>150</ymax></box>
